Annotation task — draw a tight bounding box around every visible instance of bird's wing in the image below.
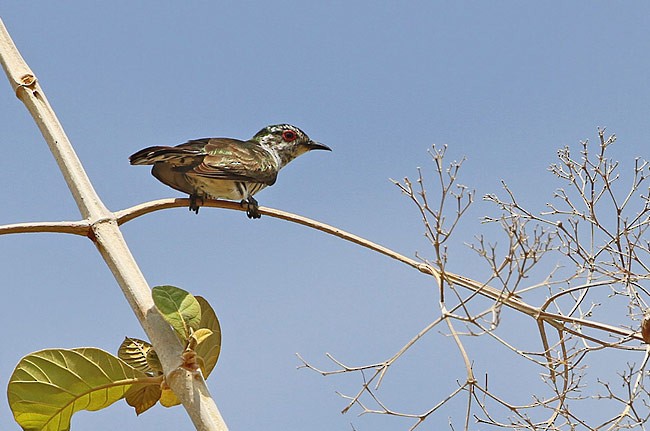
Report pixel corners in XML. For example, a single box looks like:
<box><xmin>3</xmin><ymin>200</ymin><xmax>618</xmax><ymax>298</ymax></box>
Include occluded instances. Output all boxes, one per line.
<box><xmin>129</xmin><ymin>143</ymin><xmax>204</xmax><ymax>165</ymax></box>
<box><xmin>187</xmin><ymin>138</ymin><xmax>279</xmax><ymax>186</ymax></box>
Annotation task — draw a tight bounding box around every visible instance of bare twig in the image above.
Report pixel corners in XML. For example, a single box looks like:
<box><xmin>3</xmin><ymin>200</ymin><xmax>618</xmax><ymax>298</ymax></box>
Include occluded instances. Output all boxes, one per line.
<box><xmin>301</xmin><ymin>138</ymin><xmax>650</xmax><ymax>430</ymax></box>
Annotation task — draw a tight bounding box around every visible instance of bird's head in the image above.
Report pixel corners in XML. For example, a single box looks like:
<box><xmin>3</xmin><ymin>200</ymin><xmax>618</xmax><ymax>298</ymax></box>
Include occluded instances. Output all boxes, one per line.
<box><xmin>252</xmin><ymin>124</ymin><xmax>330</xmax><ymax>165</ymax></box>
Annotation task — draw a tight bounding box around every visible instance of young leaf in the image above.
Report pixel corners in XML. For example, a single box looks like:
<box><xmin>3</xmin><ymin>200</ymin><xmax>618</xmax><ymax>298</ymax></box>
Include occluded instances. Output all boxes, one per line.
<box><xmin>146</xmin><ymin>348</ymin><xmax>163</xmax><ymax>374</ymax></box>
<box><xmin>195</xmin><ymin>296</ymin><xmax>222</xmax><ymax>378</ymax></box>
<box><xmin>118</xmin><ymin>337</ymin><xmax>155</xmax><ymax>375</ymax></box>
<box><xmin>8</xmin><ymin>348</ymin><xmax>147</xmax><ymax>431</ymax></box>
<box><xmin>159</xmin><ymin>387</ymin><xmax>182</xmax><ymax>408</ymax></box>
<box><xmin>125</xmin><ymin>382</ymin><xmax>163</xmax><ymax>416</ymax></box>
<box><xmin>191</xmin><ymin>328</ymin><xmax>214</xmax><ymax>345</ymax></box>
<box><xmin>152</xmin><ymin>285</ymin><xmax>201</xmax><ymax>340</ymax></box>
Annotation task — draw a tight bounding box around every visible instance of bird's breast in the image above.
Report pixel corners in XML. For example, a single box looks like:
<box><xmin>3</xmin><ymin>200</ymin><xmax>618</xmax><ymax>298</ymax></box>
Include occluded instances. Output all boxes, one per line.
<box><xmin>187</xmin><ymin>177</ymin><xmax>267</xmax><ymax>200</ymax></box>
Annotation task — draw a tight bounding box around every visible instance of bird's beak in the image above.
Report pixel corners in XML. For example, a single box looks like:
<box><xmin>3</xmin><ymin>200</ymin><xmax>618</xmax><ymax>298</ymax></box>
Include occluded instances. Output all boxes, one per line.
<box><xmin>305</xmin><ymin>140</ymin><xmax>331</xmax><ymax>151</ymax></box>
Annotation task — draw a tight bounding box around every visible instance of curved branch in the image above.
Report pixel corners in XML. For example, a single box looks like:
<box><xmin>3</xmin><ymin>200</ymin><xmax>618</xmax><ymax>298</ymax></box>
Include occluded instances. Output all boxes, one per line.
<box><xmin>115</xmin><ymin>198</ymin><xmax>242</xmax><ymax>224</ymax></box>
<box><xmin>116</xmin><ymin>198</ymin><xmax>430</xmax><ymax>272</ymax></box>
<box><xmin>116</xmin><ymin>197</ymin><xmax>643</xmax><ymax>344</ymax></box>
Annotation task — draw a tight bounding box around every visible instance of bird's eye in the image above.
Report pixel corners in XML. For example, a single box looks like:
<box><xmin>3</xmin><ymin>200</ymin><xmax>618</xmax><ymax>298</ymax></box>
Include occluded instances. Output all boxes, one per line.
<box><xmin>282</xmin><ymin>130</ymin><xmax>297</xmax><ymax>142</ymax></box>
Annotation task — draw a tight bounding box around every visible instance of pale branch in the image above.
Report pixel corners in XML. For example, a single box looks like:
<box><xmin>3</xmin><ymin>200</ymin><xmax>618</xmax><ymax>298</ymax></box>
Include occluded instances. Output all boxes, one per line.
<box><xmin>0</xmin><ymin>18</ymin><xmax>226</xmax><ymax>431</ymax></box>
<box><xmin>118</xmin><ymin>198</ymin><xmax>646</xmax><ymax>343</ymax></box>
<box><xmin>604</xmin><ymin>351</ymin><xmax>650</xmax><ymax>431</ymax></box>
<box><xmin>0</xmin><ymin>220</ymin><xmax>90</xmax><ymax>236</ymax></box>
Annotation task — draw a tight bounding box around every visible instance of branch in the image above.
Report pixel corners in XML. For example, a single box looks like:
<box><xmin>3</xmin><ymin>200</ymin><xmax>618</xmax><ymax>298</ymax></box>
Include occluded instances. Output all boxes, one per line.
<box><xmin>0</xmin><ymin>18</ymin><xmax>227</xmax><ymax>431</ymax></box>
<box><xmin>0</xmin><ymin>220</ymin><xmax>90</xmax><ymax>236</ymax></box>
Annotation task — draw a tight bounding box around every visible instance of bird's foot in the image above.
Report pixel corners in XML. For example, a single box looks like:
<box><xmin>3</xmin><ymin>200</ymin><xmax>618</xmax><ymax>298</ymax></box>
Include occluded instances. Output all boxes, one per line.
<box><xmin>189</xmin><ymin>195</ymin><xmax>204</xmax><ymax>214</ymax></box>
<box><xmin>241</xmin><ymin>197</ymin><xmax>261</xmax><ymax>219</ymax></box>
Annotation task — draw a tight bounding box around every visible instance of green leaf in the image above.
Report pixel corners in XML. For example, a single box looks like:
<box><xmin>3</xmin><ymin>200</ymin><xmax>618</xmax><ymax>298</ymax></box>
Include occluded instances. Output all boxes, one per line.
<box><xmin>118</xmin><ymin>337</ymin><xmax>155</xmax><ymax>375</ymax></box>
<box><xmin>8</xmin><ymin>348</ymin><xmax>147</xmax><ymax>431</ymax></box>
<box><xmin>152</xmin><ymin>285</ymin><xmax>201</xmax><ymax>340</ymax></box>
<box><xmin>195</xmin><ymin>296</ymin><xmax>222</xmax><ymax>378</ymax></box>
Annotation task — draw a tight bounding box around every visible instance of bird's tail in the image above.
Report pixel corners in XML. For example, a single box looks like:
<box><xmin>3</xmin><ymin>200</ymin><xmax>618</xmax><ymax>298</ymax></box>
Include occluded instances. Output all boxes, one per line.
<box><xmin>129</xmin><ymin>146</ymin><xmax>200</xmax><ymax>165</ymax></box>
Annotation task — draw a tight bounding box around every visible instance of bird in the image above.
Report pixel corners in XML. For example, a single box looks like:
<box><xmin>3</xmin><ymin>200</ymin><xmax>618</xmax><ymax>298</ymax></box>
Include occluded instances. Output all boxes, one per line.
<box><xmin>129</xmin><ymin>124</ymin><xmax>331</xmax><ymax>218</ymax></box>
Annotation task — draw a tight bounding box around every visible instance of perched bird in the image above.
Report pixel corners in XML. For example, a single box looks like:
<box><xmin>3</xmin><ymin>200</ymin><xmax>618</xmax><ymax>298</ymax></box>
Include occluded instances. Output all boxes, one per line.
<box><xmin>129</xmin><ymin>124</ymin><xmax>330</xmax><ymax>218</ymax></box>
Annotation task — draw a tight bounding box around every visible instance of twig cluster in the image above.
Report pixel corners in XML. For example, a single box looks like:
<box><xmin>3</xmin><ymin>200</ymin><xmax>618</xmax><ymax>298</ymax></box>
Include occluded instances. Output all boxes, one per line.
<box><xmin>299</xmin><ymin>130</ymin><xmax>650</xmax><ymax>430</ymax></box>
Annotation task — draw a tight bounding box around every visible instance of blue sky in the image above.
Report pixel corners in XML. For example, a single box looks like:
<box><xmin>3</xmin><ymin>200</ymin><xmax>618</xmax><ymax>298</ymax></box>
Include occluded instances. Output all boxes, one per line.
<box><xmin>1</xmin><ymin>2</ymin><xmax>650</xmax><ymax>430</ymax></box>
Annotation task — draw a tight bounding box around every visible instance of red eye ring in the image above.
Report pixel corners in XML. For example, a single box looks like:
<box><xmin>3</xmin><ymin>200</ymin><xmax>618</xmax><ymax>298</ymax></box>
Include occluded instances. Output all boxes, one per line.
<box><xmin>282</xmin><ymin>130</ymin><xmax>297</xmax><ymax>142</ymax></box>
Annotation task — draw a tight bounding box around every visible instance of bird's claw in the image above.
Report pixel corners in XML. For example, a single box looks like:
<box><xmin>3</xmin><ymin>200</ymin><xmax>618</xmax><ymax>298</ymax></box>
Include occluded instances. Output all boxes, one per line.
<box><xmin>242</xmin><ymin>198</ymin><xmax>261</xmax><ymax>219</ymax></box>
<box><xmin>189</xmin><ymin>195</ymin><xmax>203</xmax><ymax>214</ymax></box>
<box><xmin>189</xmin><ymin>194</ymin><xmax>261</xmax><ymax>218</ymax></box>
